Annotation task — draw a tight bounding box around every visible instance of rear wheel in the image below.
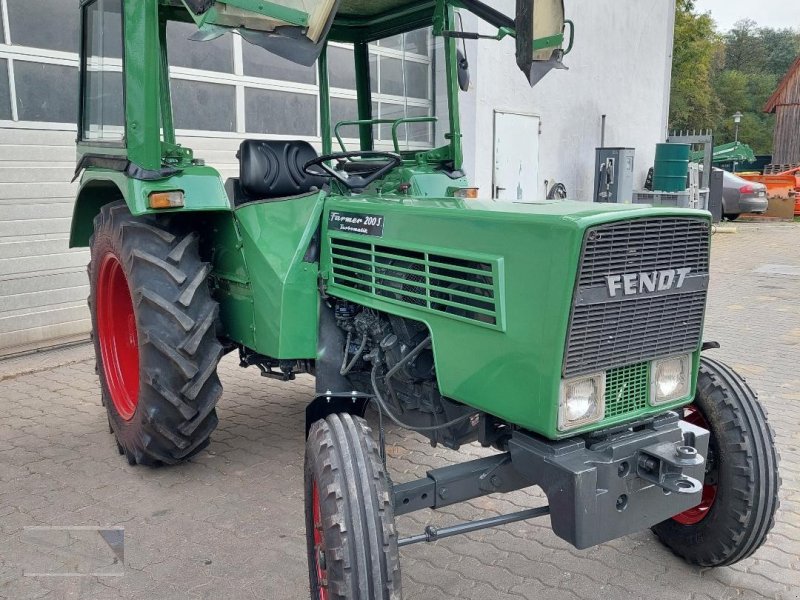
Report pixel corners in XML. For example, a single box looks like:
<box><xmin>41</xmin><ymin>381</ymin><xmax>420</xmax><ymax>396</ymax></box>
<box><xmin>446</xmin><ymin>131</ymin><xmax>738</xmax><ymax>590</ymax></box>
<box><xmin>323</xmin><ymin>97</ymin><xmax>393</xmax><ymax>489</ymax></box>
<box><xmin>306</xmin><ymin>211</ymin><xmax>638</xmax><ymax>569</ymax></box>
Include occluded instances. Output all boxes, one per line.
<box><xmin>652</xmin><ymin>356</ymin><xmax>780</xmax><ymax>566</ymax></box>
<box><xmin>305</xmin><ymin>413</ymin><xmax>402</xmax><ymax>599</ymax></box>
<box><xmin>89</xmin><ymin>201</ymin><xmax>222</xmax><ymax>466</ymax></box>
<box><xmin>724</xmin><ymin>213</ymin><xmax>740</xmax><ymax>221</ymax></box>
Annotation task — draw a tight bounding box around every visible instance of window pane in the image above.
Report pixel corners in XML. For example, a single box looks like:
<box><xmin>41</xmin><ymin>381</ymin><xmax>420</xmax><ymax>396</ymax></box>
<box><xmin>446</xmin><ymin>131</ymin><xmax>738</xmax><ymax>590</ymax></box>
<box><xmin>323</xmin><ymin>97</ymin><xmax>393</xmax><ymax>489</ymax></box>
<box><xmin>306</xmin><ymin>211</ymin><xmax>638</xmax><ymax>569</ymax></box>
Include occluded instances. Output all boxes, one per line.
<box><xmin>379</xmin><ymin>57</ymin><xmax>428</xmax><ymax>99</ymax></box>
<box><xmin>407</xmin><ymin>105</ymin><xmax>432</xmax><ymax>144</ymax></box>
<box><xmin>83</xmin><ymin>0</ymin><xmax>124</xmax><ymax>141</ymax></box>
<box><xmin>171</xmin><ymin>80</ymin><xmax>236</xmax><ymax>132</ymax></box>
<box><xmin>379</xmin><ymin>56</ymin><xmax>403</xmax><ymax>96</ymax></box>
<box><xmin>168</xmin><ymin>21</ymin><xmax>233</xmax><ymax>73</ymax></box>
<box><xmin>378</xmin><ymin>102</ymin><xmax>404</xmax><ymax>140</ymax></box>
<box><xmin>330</xmin><ymin>97</ymin><xmax>358</xmax><ymax>138</ymax></box>
<box><xmin>405</xmin><ymin>29</ymin><xmax>429</xmax><ymax>56</ymax></box>
<box><xmin>404</xmin><ymin>60</ymin><xmax>428</xmax><ymax>99</ymax></box>
<box><xmin>243</xmin><ymin>40</ymin><xmax>316</xmax><ymax>83</ymax></box>
<box><xmin>83</xmin><ymin>71</ymin><xmax>124</xmax><ymax>140</ymax></box>
<box><xmin>0</xmin><ymin>60</ymin><xmax>11</xmax><ymax>120</ymax></box>
<box><xmin>381</xmin><ymin>35</ymin><xmax>403</xmax><ymax>50</ymax></box>
<box><xmin>245</xmin><ymin>88</ymin><xmax>316</xmax><ymax>136</ymax></box>
<box><xmin>7</xmin><ymin>0</ymin><xmax>80</xmax><ymax>53</ymax></box>
<box><xmin>328</xmin><ymin>46</ymin><xmax>355</xmax><ymax>90</ymax></box>
<box><xmin>15</xmin><ymin>62</ymin><xmax>78</xmax><ymax>123</ymax></box>
<box><xmin>377</xmin><ymin>103</ymin><xmax>433</xmax><ymax>148</ymax></box>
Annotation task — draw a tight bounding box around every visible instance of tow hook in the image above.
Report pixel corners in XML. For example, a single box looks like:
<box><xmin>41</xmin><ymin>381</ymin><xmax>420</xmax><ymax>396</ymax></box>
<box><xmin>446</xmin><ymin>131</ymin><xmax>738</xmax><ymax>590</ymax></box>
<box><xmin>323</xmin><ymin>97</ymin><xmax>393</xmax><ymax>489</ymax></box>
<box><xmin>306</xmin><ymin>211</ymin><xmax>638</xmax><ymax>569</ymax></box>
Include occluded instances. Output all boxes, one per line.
<box><xmin>636</xmin><ymin>441</ymin><xmax>704</xmax><ymax>494</ymax></box>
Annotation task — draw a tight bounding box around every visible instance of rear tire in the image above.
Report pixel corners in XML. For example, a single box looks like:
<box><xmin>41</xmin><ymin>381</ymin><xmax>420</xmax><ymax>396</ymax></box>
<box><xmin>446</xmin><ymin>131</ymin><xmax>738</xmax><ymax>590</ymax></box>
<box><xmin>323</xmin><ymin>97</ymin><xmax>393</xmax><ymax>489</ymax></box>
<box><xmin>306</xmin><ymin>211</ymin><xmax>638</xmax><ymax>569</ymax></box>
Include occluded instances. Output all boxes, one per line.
<box><xmin>305</xmin><ymin>413</ymin><xmax>402</xmax><ymax>599</ymax></box>
<box><xmin>652</xmin><ymin>356</ymin><xmax>780</xmax><ymax>566</ymax></box>
<box><xmin>724</xmin><ymin>213</ymin><xmax>740</xmax><ymax>221</ymax></box>
<box><xmin>89</xmin><ymin>201</ymin><xmax>222</xmax><ymax>466</ymax></box>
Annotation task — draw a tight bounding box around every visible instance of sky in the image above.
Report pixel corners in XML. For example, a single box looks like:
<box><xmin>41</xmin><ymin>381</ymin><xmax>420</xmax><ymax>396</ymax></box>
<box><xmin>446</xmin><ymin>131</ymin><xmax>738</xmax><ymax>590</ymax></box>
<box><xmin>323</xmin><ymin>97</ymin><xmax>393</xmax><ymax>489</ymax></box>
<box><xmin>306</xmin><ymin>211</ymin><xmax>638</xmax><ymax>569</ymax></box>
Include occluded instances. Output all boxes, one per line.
<box><xmin>693</xmin><ymin>0</ymin><xmax>800</xmax><ymax>32</ymax></box>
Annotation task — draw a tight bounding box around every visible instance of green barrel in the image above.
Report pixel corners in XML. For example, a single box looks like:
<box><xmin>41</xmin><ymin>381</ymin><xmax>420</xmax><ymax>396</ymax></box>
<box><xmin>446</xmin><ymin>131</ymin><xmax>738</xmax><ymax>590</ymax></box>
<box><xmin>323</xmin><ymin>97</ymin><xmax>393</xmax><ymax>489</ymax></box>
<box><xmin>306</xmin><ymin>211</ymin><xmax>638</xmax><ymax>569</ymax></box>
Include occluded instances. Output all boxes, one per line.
<box><xmin>652</xmin><ymin>143</ymin><xmax>690</xmax><ymax>192</ymax></box>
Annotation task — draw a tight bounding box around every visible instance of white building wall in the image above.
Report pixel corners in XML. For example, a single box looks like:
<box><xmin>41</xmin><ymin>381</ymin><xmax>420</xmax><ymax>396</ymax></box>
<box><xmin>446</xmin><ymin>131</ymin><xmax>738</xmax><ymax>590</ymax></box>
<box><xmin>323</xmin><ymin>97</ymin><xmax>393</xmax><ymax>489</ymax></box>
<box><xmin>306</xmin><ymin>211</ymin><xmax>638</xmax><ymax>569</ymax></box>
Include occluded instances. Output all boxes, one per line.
<box><xmin>460</xmin><ymin>0</ymin><xmax>676</xmax><ymax>201</ymax></box>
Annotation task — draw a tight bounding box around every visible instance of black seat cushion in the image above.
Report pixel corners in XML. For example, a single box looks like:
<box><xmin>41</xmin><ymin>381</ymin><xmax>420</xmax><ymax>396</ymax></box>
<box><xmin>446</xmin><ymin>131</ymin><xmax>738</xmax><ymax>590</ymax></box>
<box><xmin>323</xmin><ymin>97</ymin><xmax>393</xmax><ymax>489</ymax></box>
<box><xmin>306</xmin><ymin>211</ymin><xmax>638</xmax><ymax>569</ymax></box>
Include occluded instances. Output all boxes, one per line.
<box><xmin>238</xmin><ymin>139</ymin><xmax>325</xmax><ymax>200</ymax></box>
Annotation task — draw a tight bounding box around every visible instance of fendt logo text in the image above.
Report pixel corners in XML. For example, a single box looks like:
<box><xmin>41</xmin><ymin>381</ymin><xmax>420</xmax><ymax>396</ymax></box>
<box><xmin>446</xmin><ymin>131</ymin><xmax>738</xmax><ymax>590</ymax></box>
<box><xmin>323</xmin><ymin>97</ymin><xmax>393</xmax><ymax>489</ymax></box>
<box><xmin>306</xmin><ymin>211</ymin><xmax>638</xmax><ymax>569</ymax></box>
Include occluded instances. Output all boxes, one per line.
<box><xmin>606</xmin><ymin>267</ymin><xmax>692</xmax><ymax>298</ymax></box>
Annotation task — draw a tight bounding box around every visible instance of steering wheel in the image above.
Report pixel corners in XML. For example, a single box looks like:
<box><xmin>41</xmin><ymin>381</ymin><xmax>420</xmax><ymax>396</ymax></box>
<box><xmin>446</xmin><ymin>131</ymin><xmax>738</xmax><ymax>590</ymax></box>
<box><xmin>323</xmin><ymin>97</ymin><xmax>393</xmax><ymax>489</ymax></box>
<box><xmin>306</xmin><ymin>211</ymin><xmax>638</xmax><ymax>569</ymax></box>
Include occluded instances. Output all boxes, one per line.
<box><xmin>303</xmin><ymin>151</ymin><xmax>402</xmax><ymax>191</ymax></box>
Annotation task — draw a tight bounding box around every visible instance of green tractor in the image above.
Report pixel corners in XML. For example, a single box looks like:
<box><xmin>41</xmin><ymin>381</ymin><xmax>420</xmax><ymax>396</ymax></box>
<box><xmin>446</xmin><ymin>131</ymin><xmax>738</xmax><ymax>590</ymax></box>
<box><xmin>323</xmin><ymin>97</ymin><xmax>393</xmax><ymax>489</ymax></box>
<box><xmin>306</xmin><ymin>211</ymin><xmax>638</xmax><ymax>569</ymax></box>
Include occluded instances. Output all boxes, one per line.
<box><xmin>70</xmin><ymin>0</ymin><xmax>780</xmax><ymax>597</ymax></box>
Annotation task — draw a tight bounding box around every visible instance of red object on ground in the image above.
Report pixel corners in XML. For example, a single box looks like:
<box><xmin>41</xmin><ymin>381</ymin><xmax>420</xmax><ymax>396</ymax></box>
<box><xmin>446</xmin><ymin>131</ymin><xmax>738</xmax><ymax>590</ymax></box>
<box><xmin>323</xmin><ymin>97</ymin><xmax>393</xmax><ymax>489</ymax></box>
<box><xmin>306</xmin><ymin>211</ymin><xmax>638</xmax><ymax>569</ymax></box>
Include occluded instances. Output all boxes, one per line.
<box><xmin>672</xmin><ymin>405</ymin><xmax>717</xmax><ymax>526</ymax></box>
<box><xmin>97</xmin><ymin>253</ymin><xmax>140</xmax><ymax>421</ymax></box>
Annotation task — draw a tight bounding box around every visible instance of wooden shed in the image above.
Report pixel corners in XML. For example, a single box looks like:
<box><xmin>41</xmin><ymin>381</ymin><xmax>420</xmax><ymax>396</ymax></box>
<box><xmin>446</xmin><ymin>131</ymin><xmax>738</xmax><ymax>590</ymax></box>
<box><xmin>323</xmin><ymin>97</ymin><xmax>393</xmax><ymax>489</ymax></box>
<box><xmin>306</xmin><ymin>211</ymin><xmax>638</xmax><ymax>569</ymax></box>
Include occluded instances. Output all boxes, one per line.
<box><xmin>765</xmin><ymin>57</ymin><xmax>800</xmax><ymax>166</ymax></box>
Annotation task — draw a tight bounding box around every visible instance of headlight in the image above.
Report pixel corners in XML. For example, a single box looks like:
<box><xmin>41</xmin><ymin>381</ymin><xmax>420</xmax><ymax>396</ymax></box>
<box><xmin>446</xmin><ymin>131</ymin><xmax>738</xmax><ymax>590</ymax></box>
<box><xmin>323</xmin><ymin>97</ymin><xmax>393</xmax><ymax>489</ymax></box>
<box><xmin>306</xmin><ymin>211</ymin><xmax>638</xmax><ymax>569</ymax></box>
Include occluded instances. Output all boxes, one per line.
<box><xmin>558</xmin><ymin>373</ymin><xmax>605</xmax><ymax>431</ymax></box>
<box><xmin>650</xmin><ymin>354</ymin><xmax>691</xmax><ymax>405</ymax></box>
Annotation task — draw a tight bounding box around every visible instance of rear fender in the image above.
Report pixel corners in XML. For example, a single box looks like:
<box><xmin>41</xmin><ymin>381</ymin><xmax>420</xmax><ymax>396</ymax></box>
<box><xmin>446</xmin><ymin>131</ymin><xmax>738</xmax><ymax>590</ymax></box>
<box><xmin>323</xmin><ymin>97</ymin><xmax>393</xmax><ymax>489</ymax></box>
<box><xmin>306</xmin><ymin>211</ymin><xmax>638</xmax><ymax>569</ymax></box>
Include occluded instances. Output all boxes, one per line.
<box><xmin>70</xmin><ymin>166</ymin><xmax>232</xmax><ymax>247</ymax></box>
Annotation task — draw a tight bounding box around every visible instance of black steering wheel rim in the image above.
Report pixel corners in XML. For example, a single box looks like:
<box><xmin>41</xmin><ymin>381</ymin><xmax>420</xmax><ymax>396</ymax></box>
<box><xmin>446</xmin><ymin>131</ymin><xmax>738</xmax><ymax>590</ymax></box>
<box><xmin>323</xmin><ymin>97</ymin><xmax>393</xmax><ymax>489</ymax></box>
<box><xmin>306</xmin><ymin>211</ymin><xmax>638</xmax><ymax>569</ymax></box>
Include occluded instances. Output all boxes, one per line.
<box><xmin>303</xmin><ymin>151</ymin><xmax>402</xmax><ymax>191</ymax></box>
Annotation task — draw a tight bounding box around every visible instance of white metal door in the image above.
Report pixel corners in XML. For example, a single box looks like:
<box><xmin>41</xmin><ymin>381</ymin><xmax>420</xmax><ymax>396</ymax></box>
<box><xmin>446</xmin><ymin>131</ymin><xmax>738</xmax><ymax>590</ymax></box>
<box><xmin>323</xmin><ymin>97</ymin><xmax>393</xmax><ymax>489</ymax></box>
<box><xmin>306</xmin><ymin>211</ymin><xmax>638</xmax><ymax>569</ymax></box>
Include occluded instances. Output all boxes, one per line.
<box><xmin>492</xmin><ymin>111</ymin><xmax>540</xmax><ymax>201</ymax></box>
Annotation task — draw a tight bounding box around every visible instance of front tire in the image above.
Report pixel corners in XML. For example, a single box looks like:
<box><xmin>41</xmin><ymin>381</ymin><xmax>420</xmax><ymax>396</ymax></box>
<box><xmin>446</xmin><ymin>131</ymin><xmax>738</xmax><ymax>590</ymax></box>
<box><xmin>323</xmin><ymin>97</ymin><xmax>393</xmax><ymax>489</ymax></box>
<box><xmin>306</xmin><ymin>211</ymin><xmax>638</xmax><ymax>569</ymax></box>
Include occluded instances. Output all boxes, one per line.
<box><xmin>652</xmin><ymin>356</ymin><xmax>780</xmax><ymax>566</ymax></box>
<box><xmin>89</xmin><ymin>201</ymin><xmax>223</xmax><ymax>466</ymax></box>
<box><xmin>305</xmin><ymin>413</ymin><xmax>402</xmax><ymax>599</ymax></box>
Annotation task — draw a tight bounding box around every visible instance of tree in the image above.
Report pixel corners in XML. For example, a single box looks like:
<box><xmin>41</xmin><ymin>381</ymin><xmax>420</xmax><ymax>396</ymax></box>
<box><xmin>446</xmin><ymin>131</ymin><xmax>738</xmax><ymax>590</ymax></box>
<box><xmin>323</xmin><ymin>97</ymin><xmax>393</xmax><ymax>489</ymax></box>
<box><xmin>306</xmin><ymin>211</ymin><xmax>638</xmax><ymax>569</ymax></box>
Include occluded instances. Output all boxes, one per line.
<box><xmin>669</xmin><ymin>0</ymin><xmax>721</xmax><ymax>131</ymax></box>
<box><xmin>668</xmin><ymin>4</ymin><xmax>800</xmax><ymax>158</ymax></box>
<box><xmin>759</xmin><ymin>27</ymin><xmax>800</xmax><ymax>75</ymax></box>
<box><xmin>725</xmin><ymin>19</ymin><xmax>766</xmax><ymax>73</ymax></box>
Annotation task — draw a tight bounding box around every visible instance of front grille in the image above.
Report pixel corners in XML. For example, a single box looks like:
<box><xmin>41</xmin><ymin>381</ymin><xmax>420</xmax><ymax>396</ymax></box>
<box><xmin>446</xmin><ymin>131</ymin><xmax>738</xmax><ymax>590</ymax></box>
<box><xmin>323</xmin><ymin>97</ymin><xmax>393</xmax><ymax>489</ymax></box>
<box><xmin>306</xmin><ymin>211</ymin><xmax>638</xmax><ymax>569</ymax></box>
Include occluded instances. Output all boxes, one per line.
<box><xmin>605</xmin><ymin>362</ymin><xmax>649</xmax><ymax>418</ymax></box>
<box><xmin>329</xmin><ymin>237</ymin><xmax>502</xmax><ymax>328</ymax></box>
<box><xmin>565</xmin><ymin>218</ymin><xmax>710</xmax><ymax>377</ymax></box>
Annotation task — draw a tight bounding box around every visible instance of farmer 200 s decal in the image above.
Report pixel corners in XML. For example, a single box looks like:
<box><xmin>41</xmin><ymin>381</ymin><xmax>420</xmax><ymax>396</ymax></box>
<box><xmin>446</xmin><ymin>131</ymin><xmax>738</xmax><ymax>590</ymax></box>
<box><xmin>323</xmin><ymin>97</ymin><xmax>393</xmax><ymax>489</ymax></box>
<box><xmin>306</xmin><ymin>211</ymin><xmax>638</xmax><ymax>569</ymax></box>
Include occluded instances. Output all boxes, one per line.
<box><xmin>328</xmin><ymin>211</ymin><xmax>385</xmax><ymax>237</ymax></box>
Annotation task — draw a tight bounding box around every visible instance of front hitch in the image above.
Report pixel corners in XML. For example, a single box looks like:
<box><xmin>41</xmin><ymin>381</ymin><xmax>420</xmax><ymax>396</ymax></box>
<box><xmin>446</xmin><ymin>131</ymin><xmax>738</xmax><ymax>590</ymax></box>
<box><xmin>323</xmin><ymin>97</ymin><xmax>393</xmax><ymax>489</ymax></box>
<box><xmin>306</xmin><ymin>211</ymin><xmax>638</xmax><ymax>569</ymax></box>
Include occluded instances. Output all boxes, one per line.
<box><xmin>637</xmin><ymin>440</ymin><xmax>705</xmax><ymax>494</ymax></box>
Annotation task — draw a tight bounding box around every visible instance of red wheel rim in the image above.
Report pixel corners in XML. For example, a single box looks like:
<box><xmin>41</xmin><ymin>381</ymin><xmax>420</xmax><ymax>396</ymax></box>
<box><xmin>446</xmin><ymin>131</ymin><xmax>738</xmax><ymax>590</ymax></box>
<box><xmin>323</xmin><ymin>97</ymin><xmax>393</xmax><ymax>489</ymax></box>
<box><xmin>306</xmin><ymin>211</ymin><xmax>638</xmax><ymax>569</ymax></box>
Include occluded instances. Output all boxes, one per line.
<box><xmin>312</xmin><ymin>480</ymin><xmax>329</xmax><ymax>600</ymax></box>
<box><xmin>97</xmin><ymin>253</ymin><xmax>140</xmax><ymax>421</ymax></box>
<box><xmin>672</xmin><ymin>405</ymin><xmax>717</xmax><ymax>525</ymax></box>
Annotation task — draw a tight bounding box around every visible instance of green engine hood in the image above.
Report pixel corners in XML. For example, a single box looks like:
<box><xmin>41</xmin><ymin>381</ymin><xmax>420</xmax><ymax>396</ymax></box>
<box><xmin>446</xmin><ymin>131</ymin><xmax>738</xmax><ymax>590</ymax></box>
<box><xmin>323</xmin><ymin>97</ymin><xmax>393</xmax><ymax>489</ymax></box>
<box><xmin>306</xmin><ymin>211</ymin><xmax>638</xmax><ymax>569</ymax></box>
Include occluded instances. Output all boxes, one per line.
<box><xmin>320</xmin><ymin>195</ymin><xmax>710</xmax><ymax>439</ymax></box>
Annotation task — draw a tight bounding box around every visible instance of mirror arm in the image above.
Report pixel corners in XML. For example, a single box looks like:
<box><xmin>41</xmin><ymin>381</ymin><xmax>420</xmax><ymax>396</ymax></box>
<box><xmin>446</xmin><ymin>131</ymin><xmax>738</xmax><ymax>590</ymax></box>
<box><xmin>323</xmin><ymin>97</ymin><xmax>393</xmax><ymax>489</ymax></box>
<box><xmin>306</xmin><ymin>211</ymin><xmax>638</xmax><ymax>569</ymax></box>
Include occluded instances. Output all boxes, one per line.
<box><xmin>442</xmin><ymin>25</ymin><xmax>514</xmax><ymax>41</ymax></box>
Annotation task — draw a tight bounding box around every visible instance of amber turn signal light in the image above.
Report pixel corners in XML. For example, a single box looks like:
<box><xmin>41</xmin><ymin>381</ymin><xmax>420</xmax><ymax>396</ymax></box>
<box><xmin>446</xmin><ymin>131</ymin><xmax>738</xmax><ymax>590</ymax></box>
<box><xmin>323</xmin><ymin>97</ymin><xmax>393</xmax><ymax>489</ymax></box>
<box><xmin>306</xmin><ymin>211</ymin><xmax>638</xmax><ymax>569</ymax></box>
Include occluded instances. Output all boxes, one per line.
<box><xmin>453</xmin><ymin>187</ymin><xmax>479</xmax><ymax>199</ymax></box>
<box><xmin>148</xmin><ymin>190</ymin><xmax>185</xmax><ymax>209</ymax></box>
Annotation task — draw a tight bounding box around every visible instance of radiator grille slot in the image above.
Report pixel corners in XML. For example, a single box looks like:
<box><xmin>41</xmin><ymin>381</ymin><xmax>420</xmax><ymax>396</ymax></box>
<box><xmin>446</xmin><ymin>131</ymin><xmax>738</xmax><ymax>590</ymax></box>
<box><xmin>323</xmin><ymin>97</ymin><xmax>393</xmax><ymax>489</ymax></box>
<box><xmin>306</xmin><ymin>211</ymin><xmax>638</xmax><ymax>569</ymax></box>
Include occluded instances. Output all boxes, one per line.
<box><xmin>329</xmin><ymin>237</ymin><xmax>501</xmax><ymax>327</ymax></box>
<box><xmin>565</xmin><ymin>218</ymin><xmax>710</xmax><ymax>377</ymax></box>
<box><xmin>604</xmin><ymin>362</ymin><xmax>649</xmax><ymax>419</ymax></box>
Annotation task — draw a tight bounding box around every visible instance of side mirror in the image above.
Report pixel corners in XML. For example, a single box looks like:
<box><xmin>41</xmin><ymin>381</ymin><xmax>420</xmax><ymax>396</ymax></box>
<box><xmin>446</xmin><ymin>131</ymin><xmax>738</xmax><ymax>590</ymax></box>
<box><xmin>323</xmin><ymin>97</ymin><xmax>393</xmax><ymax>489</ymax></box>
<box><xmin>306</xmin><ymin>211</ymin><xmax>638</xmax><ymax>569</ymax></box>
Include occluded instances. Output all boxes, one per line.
<box><xmin>457</xmin><ymin>49</ymin><xmax>471</xmax><ymax>92</ymax></box>
<box><xmin>515</xmin><ymin>0</ymin><xmax>570</xmax><ymax>86</ymax></box>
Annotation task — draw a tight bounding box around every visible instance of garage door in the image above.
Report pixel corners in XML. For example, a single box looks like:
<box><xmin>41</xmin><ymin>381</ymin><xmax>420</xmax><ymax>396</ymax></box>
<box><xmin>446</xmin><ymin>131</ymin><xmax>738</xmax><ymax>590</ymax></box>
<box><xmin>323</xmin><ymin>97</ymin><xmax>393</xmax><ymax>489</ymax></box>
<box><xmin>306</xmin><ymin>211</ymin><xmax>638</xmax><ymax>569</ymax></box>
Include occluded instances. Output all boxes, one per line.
<box><xmin>0</xmin><ymin>129</ymin><xmax>241</xmax><ymax>359</ymax></box>
<box><xmin>0</xmin><ymin>128</ymin><xmax>87</xmax><ymax>357</ymax></box>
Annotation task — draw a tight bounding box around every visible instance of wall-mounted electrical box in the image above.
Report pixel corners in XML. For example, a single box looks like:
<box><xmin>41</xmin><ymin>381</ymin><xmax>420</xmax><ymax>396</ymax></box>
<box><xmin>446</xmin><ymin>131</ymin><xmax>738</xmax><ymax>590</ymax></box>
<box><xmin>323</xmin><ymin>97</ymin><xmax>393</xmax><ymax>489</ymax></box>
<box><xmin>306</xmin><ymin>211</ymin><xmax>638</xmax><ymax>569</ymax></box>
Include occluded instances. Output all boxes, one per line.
<box><xmin>594</xmin><ymin>147</ymin><xmax>635</xmax><ymax>203</ymax></box>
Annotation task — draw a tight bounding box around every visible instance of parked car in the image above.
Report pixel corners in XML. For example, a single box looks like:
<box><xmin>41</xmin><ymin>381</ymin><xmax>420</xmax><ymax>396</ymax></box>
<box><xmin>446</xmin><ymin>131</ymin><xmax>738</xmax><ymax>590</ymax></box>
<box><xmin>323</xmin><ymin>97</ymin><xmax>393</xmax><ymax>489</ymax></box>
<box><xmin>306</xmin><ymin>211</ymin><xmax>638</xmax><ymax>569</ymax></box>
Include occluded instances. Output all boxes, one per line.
<box><xmin>718</xmin><ymin>168</ymin><xmax>769</xmax><ymax>220</ymax></box>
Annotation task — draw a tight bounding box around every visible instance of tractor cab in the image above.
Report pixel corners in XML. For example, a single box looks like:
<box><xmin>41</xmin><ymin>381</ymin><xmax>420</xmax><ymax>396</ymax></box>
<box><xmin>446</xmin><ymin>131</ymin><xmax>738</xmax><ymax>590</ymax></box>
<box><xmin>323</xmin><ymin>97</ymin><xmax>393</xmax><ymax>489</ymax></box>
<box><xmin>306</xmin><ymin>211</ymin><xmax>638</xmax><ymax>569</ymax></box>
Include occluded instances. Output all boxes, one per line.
<box><xmin>74</xmin><ymin>0</ymin><xmax>571</xmax><ymax>209</ymax></box>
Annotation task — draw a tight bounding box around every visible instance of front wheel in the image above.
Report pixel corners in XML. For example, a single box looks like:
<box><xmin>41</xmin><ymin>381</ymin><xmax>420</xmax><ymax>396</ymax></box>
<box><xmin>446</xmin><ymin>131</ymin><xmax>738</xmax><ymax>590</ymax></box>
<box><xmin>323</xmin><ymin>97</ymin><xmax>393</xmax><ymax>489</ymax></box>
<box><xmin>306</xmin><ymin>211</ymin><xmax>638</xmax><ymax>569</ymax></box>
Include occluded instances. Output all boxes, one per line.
<box><xmin>305</xmin><ymin>413</ymin><xmax>402</xmax><ymax>599</ymax></box>
<box><xmin>652</xmin><ymin>356</ymin><xmax>780</xmax><ymax>566</ymax></box>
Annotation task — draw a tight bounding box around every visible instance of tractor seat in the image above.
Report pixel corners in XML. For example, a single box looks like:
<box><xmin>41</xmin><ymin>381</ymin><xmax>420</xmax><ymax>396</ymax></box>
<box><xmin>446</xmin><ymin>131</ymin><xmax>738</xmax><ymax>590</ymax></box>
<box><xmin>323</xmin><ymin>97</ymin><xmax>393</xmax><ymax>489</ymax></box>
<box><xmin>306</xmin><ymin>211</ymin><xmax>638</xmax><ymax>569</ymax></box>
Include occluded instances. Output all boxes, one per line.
<box><xmin>229</xmin><ymin>139</ymin><xmax>326</xmax><ymax>206</ymax></box>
